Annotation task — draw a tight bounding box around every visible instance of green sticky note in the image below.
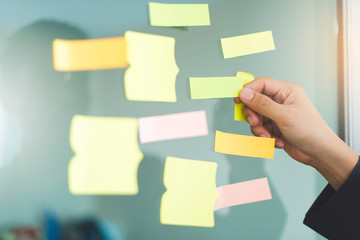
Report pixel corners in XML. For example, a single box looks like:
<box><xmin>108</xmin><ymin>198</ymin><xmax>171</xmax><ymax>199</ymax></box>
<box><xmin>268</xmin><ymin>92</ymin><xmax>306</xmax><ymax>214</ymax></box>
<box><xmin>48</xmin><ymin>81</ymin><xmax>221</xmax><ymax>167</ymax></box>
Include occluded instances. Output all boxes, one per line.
<box><xmin>189</xmin><ymin>77</ymin><xmax>243</xmax><ymax>99</ymax></box>
<box><xmin>149</xmin><ymin>2</ymin><xmax>210</xmax><ymax>27</ymax></box>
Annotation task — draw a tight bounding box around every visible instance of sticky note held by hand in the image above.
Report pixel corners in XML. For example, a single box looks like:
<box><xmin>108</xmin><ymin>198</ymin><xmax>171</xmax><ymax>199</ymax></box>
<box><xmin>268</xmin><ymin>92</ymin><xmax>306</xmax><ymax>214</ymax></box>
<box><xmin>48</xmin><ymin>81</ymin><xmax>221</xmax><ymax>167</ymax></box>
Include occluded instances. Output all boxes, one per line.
<box><xmin>53</xmin><ymin>37</ymin><xmax>128</xmax><ymax>71</ymax></box>
<box><xmin>149</xmin><ymin>2</ymin><xmax>210</xmax><ymax>27</ymax></box>
<box><xmin>236</xmin><ymin>71</ymin><xmax>254</xmax><ymax>85</ymax></box>
<box><xmin>234</xmin><ymin>72</ymin><xmax>255</xmax><ymax>122</ymax></box>
<box><xmin>221</xmin><ymin>31</ymin><xmax>275</xmax><ymax>59</ymax></box>
<box><xmin>214</xmin><ymin>131</ymin><xmax>275</xmax><ymax>159</ymax></box>
<box><xmin>124</xmin><ymin>31</ymin><xmax>179</xmax><ymax>102</ymax></box>
<box><xmin>68</xmin><ymin>115</ymin><xmax>143</xmax><ymax>195</ymax></box>
<box><xmin>160</xmin><ymin>156</ymin><xmax>218</xmax><ymax>227</ymax></box>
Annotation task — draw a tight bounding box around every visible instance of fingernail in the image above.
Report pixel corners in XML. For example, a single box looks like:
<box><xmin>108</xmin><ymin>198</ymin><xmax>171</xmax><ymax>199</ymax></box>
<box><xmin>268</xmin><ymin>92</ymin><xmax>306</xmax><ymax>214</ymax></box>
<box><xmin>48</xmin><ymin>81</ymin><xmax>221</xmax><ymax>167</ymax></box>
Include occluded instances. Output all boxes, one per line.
<box><xmin>276</xmin><ymin>141</ymin><xmax>284</xmax><ymax>148</ymax></box>
<box><xmin>246</xmin><ymin>116</ymin><xmax>252</xmax><ymax>126</ymax></box>
<box><xmin>260</xmin><ymin>134</ymin><xmax>267</xmax><ymax>138</ymax></box>
<box><xmin>241</xmin><ymin>88</ymin><xmax>254</xmax><ymax>101</ymax></box>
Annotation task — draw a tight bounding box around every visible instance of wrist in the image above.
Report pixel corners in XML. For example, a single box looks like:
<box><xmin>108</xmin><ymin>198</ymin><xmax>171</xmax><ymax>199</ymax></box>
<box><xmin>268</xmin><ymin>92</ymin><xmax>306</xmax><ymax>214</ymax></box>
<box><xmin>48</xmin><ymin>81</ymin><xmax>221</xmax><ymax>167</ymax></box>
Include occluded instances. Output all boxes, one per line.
<box><xmin>310</xmin><ymin>134</ymin><xmax>358</xmax><ymax>190</ymax></box>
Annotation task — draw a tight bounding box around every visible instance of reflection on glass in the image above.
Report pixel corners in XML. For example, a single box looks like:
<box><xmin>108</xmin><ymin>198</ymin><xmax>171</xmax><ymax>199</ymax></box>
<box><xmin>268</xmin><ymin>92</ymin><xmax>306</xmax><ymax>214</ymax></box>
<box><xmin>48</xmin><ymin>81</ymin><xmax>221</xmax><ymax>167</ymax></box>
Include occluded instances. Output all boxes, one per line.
<box><xmin>0</xmin><ymin>20</ymin><xmax>94</xmax><ymax>227</ymax></box>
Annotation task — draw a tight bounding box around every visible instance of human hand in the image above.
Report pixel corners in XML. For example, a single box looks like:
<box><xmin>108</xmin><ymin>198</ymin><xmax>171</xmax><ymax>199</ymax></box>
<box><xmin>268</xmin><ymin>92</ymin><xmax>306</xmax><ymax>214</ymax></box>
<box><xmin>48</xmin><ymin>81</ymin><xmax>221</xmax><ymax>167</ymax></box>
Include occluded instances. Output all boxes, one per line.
<box><xmin>234</xmin><ymin>77</ymin><xmax>358</xmax><ymax>189</ymax></box>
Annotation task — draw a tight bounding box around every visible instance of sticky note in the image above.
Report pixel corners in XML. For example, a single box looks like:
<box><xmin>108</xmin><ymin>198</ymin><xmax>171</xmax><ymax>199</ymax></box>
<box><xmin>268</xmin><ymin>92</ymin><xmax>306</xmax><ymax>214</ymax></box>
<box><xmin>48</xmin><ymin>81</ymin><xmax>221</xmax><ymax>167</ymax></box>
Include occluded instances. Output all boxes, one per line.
<box><xmin>68</xmin><ymin>115</ymin><xmax>144</xmax><ymax>195</ymax></box>
<box><xmin>149</xmin><ymin>2</ymin><xmax>210</xmax><ymax>27</ymax></box>
<box><xmin>214</xmin><ymin>130</ymin><xmax>275</xmax><ymax>158</ymax></box>
<box><xmin>234</xmin><ymin>103</ymin><xmax>247</xmax><ymax>122</ymax></box>
<box><xmin>124</xmin><ymin>31</ymin><xmax>179</xmax><ymax>102</ymax></box>
<box><xmin>139</xmin><ymin>110</ymin><xmax>208</xmax><ymax>143</ymax></box>
<box><xmin>160</xmin><ymin>156</ymin><xmax>218</xmax><ymax>227</ymax></box>
<box><xmin>234</xmin><ymin>72</ymin><xmax>255</xmax><ymax>122</ymax></box>
<box><xmin>236</xmin><ymin>71</ymin><xmax>254</xmax><ymax>85</ymax></box>
<box><xmin>53</xmin><ymin>37</ymin><xmax>128</xmax><ymax>71</ymax></box>
<box><xmin>189</xmin><ymin>77</ymin><xmax>243</xmax><ymax>99</ymax></box>
<box><xmin>221</xmin><ymin>31</ymin><xmax>275</xmax><ymax>59</ymax></box>
<box><xmin>214</xmin><ymin>178</ymin><xmax>272</xmax><ymax>211</ymax></box>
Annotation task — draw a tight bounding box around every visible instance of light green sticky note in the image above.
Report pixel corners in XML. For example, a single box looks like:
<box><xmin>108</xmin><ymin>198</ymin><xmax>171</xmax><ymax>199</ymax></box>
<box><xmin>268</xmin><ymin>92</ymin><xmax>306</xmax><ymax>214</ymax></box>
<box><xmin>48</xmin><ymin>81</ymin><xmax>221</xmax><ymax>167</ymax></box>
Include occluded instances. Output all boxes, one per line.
<box><xmin>68</xmin><ymin>115</ymin><xmax>144</xmax><ymax>195</ymax></box>
<box><xmin>149</xmin><ymin>2</ymin><xmax>210</xmax><ymax>27</ymax></box>
<box><xmin>190</xmin><ymin>77</ymin><xmax>243</xmax><ymax>99</ymax></box>
<box><xmin>234</xmin><ymin>72</ymin><xmax>255</xmax><ymax>122</ymax></box>
<box><xmin>221</xmin><ymin>31</ymin><xmax>275</xmax><ymax>59</ymax></box>
<box><xmin>124</xmin><ymin>31</ymin><xmax>179</xmax><ymax>102</ymax></box>
<box><xmin>160</xmin><ymin>156</ymin><xmax>218</xmax><ymax>227</ymax></box>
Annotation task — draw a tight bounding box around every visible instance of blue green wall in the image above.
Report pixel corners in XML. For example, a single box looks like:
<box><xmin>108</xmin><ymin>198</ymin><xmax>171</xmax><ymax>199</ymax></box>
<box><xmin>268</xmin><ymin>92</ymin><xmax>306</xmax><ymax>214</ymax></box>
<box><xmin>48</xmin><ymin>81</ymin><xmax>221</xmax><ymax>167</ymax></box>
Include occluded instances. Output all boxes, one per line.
<box><xmin>0</xmin><ymin>0</ymin><xmax>337</xmax><ymax>239</ymax></box>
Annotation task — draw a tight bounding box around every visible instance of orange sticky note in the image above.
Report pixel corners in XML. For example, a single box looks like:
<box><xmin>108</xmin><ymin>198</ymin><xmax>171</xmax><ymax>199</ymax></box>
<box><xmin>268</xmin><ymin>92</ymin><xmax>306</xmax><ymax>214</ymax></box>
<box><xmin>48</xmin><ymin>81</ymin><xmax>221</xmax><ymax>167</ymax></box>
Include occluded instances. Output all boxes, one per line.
<box><xmin>214</xmin><ymin>178</ymin><xmax>272</xmax><ymax>210</ymax></box>
<box><xmin>53</xmin><ymin>37</ymin><xmax>128</xmax><ymax>71</ymax></box>
<box><xmin>214</xmin><ymin>130</ymin><xmax>275</xmax><ymax>158</ymax></box>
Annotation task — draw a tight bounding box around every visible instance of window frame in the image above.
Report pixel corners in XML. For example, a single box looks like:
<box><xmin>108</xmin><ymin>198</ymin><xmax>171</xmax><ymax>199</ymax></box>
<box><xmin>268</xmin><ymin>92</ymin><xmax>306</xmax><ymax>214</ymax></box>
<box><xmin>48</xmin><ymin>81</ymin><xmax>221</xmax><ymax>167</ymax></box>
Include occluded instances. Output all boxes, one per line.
<box><xmin>341</xmin><ymin>0</ymin><xmax>360</xmax><ymax>154</ymax></box>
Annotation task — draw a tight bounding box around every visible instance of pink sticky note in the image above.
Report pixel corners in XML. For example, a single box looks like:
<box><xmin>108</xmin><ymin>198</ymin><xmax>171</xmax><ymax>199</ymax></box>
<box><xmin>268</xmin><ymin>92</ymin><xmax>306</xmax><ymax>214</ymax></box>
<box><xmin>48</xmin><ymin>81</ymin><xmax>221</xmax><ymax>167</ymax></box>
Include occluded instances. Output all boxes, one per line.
<box><xmin>214</xmin><ymin>177</ymin><xmax>272</xmax><ymax>211</ymax></box>
<box><xmin>139</xmin><ymin>110</ymin><xmax>208</xmax><ymax>143</ymax></box>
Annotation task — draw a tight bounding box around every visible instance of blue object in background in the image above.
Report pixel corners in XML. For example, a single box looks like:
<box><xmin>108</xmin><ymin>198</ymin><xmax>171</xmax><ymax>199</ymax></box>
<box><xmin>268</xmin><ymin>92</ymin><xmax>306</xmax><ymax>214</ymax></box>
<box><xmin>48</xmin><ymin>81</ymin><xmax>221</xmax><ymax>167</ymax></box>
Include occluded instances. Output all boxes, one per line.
<box><xmin>45</xmin><ymin>210</ymin><xmax>60</xmax><ymax>240</ymax></box>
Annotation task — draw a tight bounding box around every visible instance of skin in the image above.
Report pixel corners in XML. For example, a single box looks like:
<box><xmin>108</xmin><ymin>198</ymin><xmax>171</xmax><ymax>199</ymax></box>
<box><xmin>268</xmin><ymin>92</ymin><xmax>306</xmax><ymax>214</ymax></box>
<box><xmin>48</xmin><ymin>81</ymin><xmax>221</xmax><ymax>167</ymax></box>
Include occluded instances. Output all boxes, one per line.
<box><xmin>234</xmin><ymin>77</ymin><xmax>359</xmax><ymax>190</ymax></box>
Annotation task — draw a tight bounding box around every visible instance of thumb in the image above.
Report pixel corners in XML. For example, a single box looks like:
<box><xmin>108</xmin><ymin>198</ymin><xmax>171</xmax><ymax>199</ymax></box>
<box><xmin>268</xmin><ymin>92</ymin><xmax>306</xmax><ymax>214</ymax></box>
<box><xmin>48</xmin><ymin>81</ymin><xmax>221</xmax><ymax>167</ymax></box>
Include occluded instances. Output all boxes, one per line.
<box><xmin>240</xmin><ymin>88</ymin><xmax>284</xmax><ymax>121</ymax></box>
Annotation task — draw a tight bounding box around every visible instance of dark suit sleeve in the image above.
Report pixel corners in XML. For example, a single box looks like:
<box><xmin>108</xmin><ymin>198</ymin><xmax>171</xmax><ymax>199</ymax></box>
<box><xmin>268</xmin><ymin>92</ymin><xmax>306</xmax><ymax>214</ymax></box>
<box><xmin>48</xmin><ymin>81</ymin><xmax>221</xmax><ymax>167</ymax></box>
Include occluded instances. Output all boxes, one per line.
<box><xmin>304</xmin><ymin>157</ymin><xmax>360</xmax><ymax>239</ymax></box>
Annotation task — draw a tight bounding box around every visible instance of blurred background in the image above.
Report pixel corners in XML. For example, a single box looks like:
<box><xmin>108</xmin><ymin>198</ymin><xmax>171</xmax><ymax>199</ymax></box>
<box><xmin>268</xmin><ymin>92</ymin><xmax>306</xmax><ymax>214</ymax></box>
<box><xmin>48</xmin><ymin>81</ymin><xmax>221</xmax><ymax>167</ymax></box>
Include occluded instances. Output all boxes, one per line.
<box><xmin>0</xmin><ymin>0</ymin><xmax>337</xmax><ymax>239</ymax></box>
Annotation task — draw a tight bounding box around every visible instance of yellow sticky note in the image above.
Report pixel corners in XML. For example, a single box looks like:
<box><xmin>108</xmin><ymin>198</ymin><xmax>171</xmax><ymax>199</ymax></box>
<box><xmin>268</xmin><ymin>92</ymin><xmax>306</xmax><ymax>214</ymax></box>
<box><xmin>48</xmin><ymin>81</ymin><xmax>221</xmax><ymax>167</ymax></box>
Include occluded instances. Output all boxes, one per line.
<box><xmin>234</xmin><ymin>103</ymin><xmax>247</xmax><ymax>122</ymax></box>
<box><xmin>234</xmin><ymin>72</ymin><xmax>255</xmax><ymax>122</ymax></box>
<box><xmin>149</xmin><ymin>2</ymin><xmax>210</xmax><ymax>27</ymax></box>
<box><xmin>214</xmin><ymin>131</ymin><xmax>275</xmax><ymax>159</ymax></box>
<box><xmin>124</xmin><ymin>31</ymin><xmax>179</xmax><ymax>102</ymax></box>
<box><xmin>189</xmin><ymin>77</ymin><xmax>243</xmax><ymax>99</ymax></box>
<box><xmin>160</xmin><ymin>156</ymin><xmax>218</xmax><ymax>227</ymax></box>
<box><xmin>221</xmin><ymin>31</ymin><xmax>275</xmax><ymax>59</ymax></box>
<box><xmin>53</xmin><ymin>37</ymin><xmax>128</xmax><ymax>71</ymax></box>
<box><xmin>68</xmin><ymin>115</ymin><xmax>144</xmax><ymax>195</ymax></box>
<box><xmin>236</xmin><ymin>71</ymin><xmax>254</xmax><ymax>85</ymax></box>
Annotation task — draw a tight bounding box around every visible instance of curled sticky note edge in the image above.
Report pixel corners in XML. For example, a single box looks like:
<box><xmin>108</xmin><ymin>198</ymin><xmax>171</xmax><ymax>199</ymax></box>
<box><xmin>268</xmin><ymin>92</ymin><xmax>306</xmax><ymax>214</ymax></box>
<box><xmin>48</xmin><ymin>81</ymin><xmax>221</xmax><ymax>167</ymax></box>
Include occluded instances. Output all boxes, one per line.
<box><xmin>124</xmin><ymin>31</ymin><xmax>179</xmax><ymax>102</ymax></box>
<box><xmin>214</xmin><ymin>177</ymin><xmax>272</xmax><ymax>211</ymax></box>
<box><xmin>160</xmin><ymin>156</ymin><xmax>218</xmax><ymax>227</ymax></box>
<box><xmin>139</xmin><ymin>110</ymin><xmax>208</xmax><ymax>143</ymax></box>
<box><xmin>221</xmin><ymin>31</ymin><xmax>275</xmax><ymax>59</ymax></box>
<box><xmin>214</xmin><ymin>130</ymin><xmax>275</xmax><ymax>159</ymax></box>
<box><xmin>149</xmin><ymin>2</ymin><xmax>210</xmax><ymax>27</ymax></box>
<box><xmin>68</xmin><ymin>115</ymin><xmax>143</xmax><ymax>195</ymax></box>
<box><xmin>236</xmin><ymin>71</ymin><xmax>254</xmax><ymax>85</ymax></box>
<box><xmin>234</xmin><ymin>72</ymin><xmax>255</xmax><ymax>122</ymax></box>
<box><xmin>53</xmin><ymin>37</ymin><xmax>128</xmax><ymax>71</ymax></box>
<box><xmin>189</xmin><ymin>77</ymin><xmax>243</xmax><ymax>99</ymax></box>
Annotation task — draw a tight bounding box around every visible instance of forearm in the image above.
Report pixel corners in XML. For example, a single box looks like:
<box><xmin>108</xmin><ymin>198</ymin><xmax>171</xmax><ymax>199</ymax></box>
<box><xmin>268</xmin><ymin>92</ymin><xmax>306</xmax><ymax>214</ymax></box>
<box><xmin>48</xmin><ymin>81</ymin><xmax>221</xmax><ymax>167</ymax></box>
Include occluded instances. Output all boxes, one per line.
<box><xmin>311</xmin><ymin>132</ymin><xmax>358</xmax><ymax>190</ymax></box>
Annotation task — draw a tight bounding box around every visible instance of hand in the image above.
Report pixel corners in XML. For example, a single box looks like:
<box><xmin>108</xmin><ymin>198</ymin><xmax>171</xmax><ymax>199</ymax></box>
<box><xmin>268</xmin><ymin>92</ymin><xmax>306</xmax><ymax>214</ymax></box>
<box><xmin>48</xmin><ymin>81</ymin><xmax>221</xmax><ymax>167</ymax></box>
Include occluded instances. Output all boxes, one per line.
<box><xmin>234</xmin><ymin>77</ymin><xmax>358</xmax><ymax>189</ymax></box>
